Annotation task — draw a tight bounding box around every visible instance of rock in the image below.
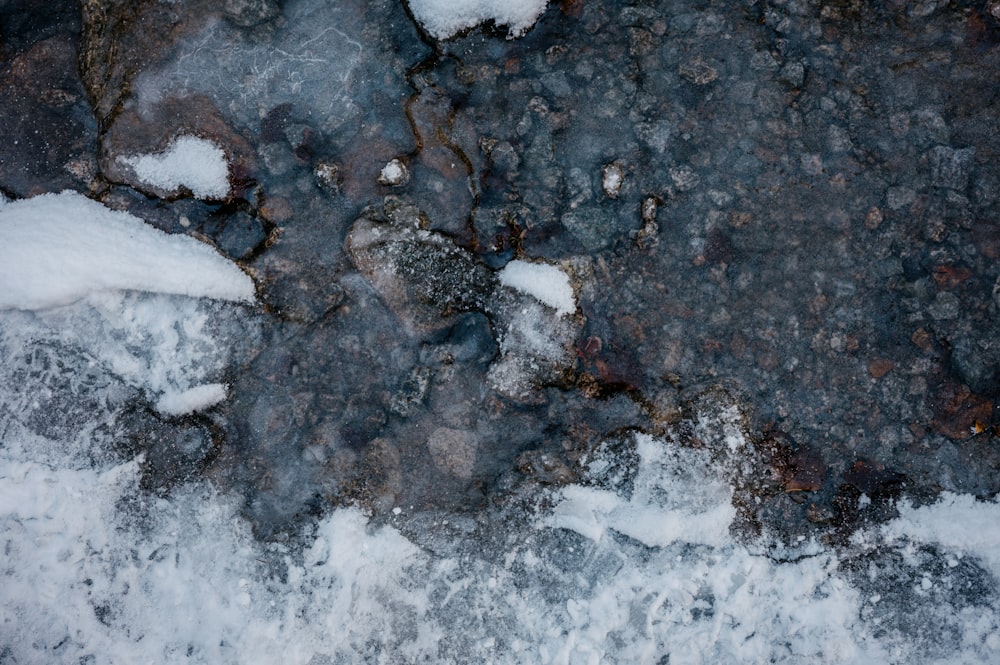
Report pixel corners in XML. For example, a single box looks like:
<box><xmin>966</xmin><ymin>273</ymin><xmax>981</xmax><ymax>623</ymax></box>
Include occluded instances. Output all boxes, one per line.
<box><xmin>347</xmin><ymin>198</ymin><xmax>583</xmax><ymax>400</ymax></box>
<box><xmin>101</xmin><ymin>95</ymin><xmax>256</xmax><ymax>201</ymax></box>
<box><xmin>930</xmin><ymin>379</ymin><xmax>994</xmax><ymax>440</ymax></box>
<box><xmin>0</xmin><ymin>36</ymin><xmax>98</xmax><ymax>197</ymax></box>
<box><xmin>427</xmin><ymin>427</ymin><xmax>478</xmax><ymax>479</ymax></box>
<box><xmin>864</xmin><ymin>206</ymin><xmax>884</xmax><ymax>230</ymax></box>
<box><xmin>669</xmin><ymin>165</ymin><xmax>700</xmax><ymax>191</ymax></box>
<box><xmin>345</xmin><ymin>197</ymin><xmax>496</xmax><ymax>335</ymax></box>
<box><xmin>634</xmin><ymin>196</ymin><xmax>660</xmax><ymax>249</ymax></box>
<box><xmin>950</xmin><ymin>334</ymin><xmax>1000</xmax><ymax>396</ymax></box>
<box><xmin>928</xmin><ymin>291</ymin><xmax>960</xmax><ymax>320</ymax></box>
<box><xmin>679</xmin><ymin>56</ymin><xmax>718</xmax><ymax>85</ymax></box>
<box><xmin>929</xmin><ymin>145</ymin><xmax>975</xmax><ymax>191</ymax></box>
<box><xmin>314</xmin><ymin>161</ymin><xmax>342</xmax><ymax>195</ymax></box>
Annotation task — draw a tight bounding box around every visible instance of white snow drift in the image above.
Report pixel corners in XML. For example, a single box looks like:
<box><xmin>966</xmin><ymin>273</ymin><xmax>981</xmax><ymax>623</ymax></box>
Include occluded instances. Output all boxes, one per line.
<box><xmin>0</xmin><ymin>191</ymin><xmax>254</xmax><ymax>310</ymax></box>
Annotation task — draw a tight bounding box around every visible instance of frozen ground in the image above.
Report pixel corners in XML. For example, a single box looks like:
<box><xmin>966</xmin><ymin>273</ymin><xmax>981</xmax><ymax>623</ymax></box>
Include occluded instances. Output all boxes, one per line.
<box><xmin>2</xmin><ymin>0</ymin><xmax>1000</xmax><ymax>662</ymax></box>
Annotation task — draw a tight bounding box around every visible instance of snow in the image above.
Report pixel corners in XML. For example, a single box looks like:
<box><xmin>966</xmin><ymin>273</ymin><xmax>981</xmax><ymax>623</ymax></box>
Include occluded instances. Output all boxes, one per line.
<box><xmin>408</xmin><ymin>0</ymin><xmax>549</xmax><ymax>39</ymax></box>
<box><xmin>155</xmin><ymin>382</ymin><xmax>229</xmax><ymax>416</ymax></box>
<box><xmin>0</xmin><ymin>191</ymin><xmax>254</xmax><ymax>310</ymax></box>
<box><xmin>882</xmin><ymin>493</ymin><xmax>1000</xmax><ymax>578</ymax></box>
<box><xmin>120</xmin><ymin>135</ymin><xmax>230</xmax><ymax>199</ymax></box>
<box><xmin>498</xmin><ymin>259</ymin><xmax>576</xmax><ymax>315</ymax></box>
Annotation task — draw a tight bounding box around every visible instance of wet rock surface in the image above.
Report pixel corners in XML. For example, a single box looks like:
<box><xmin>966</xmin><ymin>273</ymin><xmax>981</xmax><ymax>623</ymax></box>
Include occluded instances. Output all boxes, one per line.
<box><xmin>3</xmin><ymin>0</ymin><xmax>1000</xmax><ymax>548</ymax></box>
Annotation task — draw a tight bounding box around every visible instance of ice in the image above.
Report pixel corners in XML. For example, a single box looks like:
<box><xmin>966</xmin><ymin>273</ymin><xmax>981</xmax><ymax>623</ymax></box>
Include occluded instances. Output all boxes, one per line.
<box><xmin>119</xmin><ymin>135</ymin><xmax>230</xmax><ymax>199</ymax></box>
<box><xmin>0</xmin><ymin>191</ymin><xmax>255</xmax><ymax>310</ymax></box>
<box><xmin>498</xmin><ymin>259</ymin><xmax>576</xmax><ymax>316</ymax></box>
<box><xmin>132</xmin><ymin>2</ymin><xmax>390</xmax><ymax>137</ymax></box>
<box><xmin>408</xmin><ymin>0</ymin><xmax>550</xmax><ymax>39</ymax></box>
<box><xmin>549</xmin><ymin>435</ymin><xmax>735</xmax><ymax>548</ymax></box>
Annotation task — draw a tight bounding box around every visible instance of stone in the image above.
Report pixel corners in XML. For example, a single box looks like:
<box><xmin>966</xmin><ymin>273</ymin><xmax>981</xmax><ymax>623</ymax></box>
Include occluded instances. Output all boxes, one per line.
<box><xmin>929</xmin><ymin>145</ymin><xmax>975</xmax><ymax>191</ymax></box>
<box><xmin>427</xmin><ymin>427</ymin><xmax>478</xmax><ymax>479</ymax></box>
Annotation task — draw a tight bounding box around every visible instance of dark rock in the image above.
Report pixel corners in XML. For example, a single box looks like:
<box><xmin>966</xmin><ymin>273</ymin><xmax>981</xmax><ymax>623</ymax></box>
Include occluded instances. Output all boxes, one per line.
<box><xmin>929</xmin><ymin>145</ymin><xmax>975</xmax><ymax>191</ymax></box>
<box><xmin>0</xmin><ymin>36</ymin><xmax>98</xmax><ymax>196</ymax></box>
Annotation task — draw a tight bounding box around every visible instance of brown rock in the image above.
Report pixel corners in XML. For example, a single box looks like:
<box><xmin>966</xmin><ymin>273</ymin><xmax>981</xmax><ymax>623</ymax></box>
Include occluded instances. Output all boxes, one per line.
<box><xmin>931</xmin><ymin>264</ymin><xmax>972</xmax><ymax>289</ymax></box>
<box><xmin>0</xmin><ymin>36</ymin><xmax>98</xmax><ymax>196</ymax></box>
<box><xmin>911</xmin><ymin>328</ymin><xmax>934</xmax><ymax>351</ymax></box>
<box><xmin>930</xmin><ymin>380</ymin><xmax>994</xmax><ymax>440</ymax></box>
<box><xmin>868</xmin><ymin>358</ymin><xmax>895</xmax><ymax>379</ymax></box>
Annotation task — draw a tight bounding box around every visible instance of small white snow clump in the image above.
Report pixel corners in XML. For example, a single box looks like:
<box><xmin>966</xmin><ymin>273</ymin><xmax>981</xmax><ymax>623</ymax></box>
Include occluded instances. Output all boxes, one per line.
<box><xmin>155</xmin><ymin>383</ymin><xmax>229</xmax><ymax>416</ymax></box>
<box><xmin>0</xmin><ymin>191</ymin><xmax>255</xmax><ymax>310</ymax></box>
<box><xmin>121</xmin><ymin>135</ymin><xmax>230</xmax><ymax>199</ymax></box>
<box><xmin>378</xmin><ymin>158</ymin><xmax>410</xmax><ymax>186</ymax></box>
<box><xmin>602</xmin><ymin>162</ymin><xmax>624</xmax><ymax>198</ymax></box>
<box><xmin>409</xmin><ymin>0</ymin><xmax>549</xmax><ymax>39</ymax></box>
<box><xmin>498</xmin><ymin>259</ymin><xmax>576</xmax><ymax>315</ymax></box>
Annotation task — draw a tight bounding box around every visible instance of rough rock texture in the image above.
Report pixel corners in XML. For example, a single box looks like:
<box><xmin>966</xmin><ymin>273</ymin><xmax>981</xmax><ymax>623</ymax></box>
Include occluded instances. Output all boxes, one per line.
<box><xmin>3</xmin><ymin>0</ymin><xmax>999</xmax><ymax>545</ymax></box>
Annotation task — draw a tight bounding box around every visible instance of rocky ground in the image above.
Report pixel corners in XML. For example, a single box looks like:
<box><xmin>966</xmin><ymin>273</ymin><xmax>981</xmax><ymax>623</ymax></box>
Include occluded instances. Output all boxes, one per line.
<box><xmin>2</xmin><ymin>0</ymin><xmax>999</xmax><ymax>548</ymax></box>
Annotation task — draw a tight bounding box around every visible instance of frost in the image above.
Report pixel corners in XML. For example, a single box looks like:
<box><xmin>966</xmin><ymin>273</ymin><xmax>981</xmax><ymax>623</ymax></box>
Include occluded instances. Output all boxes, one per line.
<box><xmin>133</xmin><ymin>6</ymin><xmax>371</xmax><ymax>135</ymax></box>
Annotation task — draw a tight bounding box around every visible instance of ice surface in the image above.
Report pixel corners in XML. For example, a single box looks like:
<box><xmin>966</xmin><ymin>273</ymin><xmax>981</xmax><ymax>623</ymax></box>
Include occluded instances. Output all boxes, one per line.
<box><xmin>409</xmin><ymin>0</ymin><xmax>549</xmax><ymax>39</ymax></box>
<box><xmin>133</xmin><ymin>4</ymin><xmax>372</xmax><ymax>136</ymax></box>
<box><xmin>119</xmin><ymin>135</ymin><xmax>230</xmax><ymax>199</ymax></box>
<box><xmin>0</xmin><ymin>191</ymin><xmax>255</xmax><ymax>310</ymax></box>
<box><xmin>498</xmin><ymin>259</ymin><xmax>576</xmax><ymax>316</ymax></box>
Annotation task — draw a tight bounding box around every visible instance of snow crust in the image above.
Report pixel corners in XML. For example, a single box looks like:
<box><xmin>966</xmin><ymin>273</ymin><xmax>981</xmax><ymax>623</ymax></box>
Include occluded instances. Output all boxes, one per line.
<box><xmin>408</xmin><ymin>0</ymin><xmax>549</xmax><ymax>39</ymax></box>
<box><xmin>120</xmin><ymin>135</ymin><xmax>230</xmax><ymax>199</ymax></box>
<box><xmin>0</xmin><ymin>191</ymin><xmax>254</xmax><ymax>310</ymax></box>
<box><xmin>498</xmin><ymin>259</ymin><xmax>576</xmax><ymax>315</ymax></box>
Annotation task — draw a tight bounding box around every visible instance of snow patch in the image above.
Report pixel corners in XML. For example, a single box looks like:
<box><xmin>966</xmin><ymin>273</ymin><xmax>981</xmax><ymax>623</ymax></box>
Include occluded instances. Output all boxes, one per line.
<box><xmin>498</xmin><ymin>260</ymin><xmax>576</xmax><ymax>315</ymax></box>
<box><xmin>882</xmin><ymin>493</ymin><xmax>1000</xmax><ymax>578</ymax></box>
<box><xmin>156</xmin><ymin>383</ymin><xmax>229</xmax><ymax>416</ymax></box>
<box><xmin>120</xmin><ymin>135</ymin><xmax>230</xmax><ymax>199</ymax></box>
<box><xmin>548</xmin><ymin>435</ymin><xmax>735</xmax><ymax>547</ymax></box>
<box><xmin>0</xmin><ymin>191</ymin><xmax>254</xmax><ymax>310</ymax></box>
<box><xmin>408</xmin><ymin>0</ymin><xmax>549</xmax><ymax>39</ymax></box>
